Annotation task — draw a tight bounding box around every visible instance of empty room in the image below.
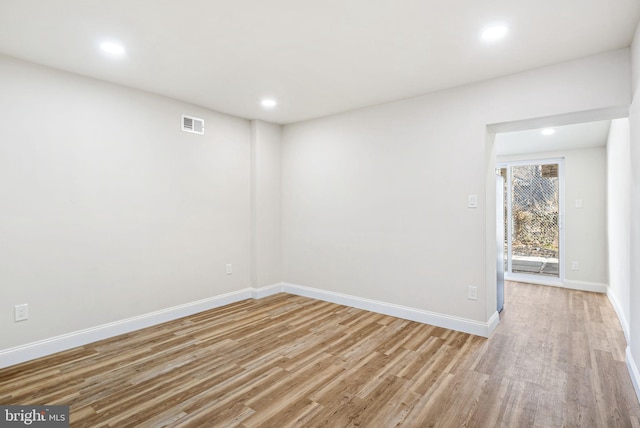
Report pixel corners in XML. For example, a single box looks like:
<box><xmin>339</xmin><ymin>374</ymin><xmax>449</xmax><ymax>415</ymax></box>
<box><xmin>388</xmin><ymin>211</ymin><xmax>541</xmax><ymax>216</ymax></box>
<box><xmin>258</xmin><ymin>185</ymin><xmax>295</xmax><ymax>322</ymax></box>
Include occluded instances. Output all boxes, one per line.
<box><xmin>1</xmin><ymin>1</ymin><xmax>640</xmax><ymax>426</ymax></box>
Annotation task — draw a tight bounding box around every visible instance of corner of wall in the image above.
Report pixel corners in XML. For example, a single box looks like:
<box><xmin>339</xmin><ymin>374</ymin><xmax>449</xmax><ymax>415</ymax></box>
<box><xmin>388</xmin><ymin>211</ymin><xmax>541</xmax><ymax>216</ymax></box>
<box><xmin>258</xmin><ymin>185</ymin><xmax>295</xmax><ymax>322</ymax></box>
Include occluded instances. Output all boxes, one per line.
<box><xmin>627</xmin><ymin>17</ymin><xmax>640</xmax><ymax>406</ymax></box>
<box><xmin>484</xmin><ymin>126</ymin><xmax>499</xmax><ymax>325</ymax></box>
<box><xmin>250</xmin><ymin>120</ymin><xmax>284</xmax><ymax>288</ymax></box>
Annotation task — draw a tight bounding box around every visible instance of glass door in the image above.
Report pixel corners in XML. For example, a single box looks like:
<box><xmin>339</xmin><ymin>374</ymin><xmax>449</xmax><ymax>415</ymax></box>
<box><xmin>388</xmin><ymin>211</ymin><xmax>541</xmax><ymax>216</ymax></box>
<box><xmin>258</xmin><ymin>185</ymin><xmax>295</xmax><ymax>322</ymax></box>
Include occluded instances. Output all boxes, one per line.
<box><xmin>500</xmin><ymin>159</ymin><xmax>564</xmax><ymax>283</ymax></box>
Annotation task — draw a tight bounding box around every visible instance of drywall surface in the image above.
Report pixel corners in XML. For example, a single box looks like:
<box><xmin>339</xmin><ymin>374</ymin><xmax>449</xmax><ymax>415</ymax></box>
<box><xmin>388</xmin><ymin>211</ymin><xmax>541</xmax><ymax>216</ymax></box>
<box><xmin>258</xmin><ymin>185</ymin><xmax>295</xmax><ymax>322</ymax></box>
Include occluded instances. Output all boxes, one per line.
<box><xmin>282</xmin><ymin>49</ymin><xmax>630</xmax><ymax>323</ymax></box>
<box><xmin>607</xmin><ymin>118</ymin><xmax>631</xmax><ymax>335</ymax></box>
<box><xmin>251</xmin><ymin>120</ymin><xmax>283</xmax><ymax>288</ymax></box>
<box><xmin>629</xmin><ymin>20</ymin><xmax>640</xmax><ymax>398</ymax></box>
<box><xmin>0</xmin><ymin>55</ymin><xmax>252</xmax><ymax>349</ymax></box>
<box><xmin>498</xmin><ymin>147</ymin><xmax>608</xmax><ymax>286</ymax></box>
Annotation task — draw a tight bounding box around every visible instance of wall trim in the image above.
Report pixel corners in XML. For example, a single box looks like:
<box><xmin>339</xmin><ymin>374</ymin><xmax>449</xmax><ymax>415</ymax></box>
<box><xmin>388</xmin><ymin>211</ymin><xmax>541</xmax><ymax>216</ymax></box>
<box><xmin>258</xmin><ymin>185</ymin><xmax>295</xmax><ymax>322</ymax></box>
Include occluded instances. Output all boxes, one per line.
<box><xmin>487</xmin><ymin>311</ymin><xmax>500</xmax><ymax>337</ymax></box>
<box><xmin>505</xmin><ymin>274</ymin><xmax>564</xmax><ymax>287</ymax></box>
<box><xmin>282</xmin><ymin>282</ymin><xmax>495</xmax><ymax>338</ymax></box>
<box><xmin>561</xmin><ymin>280</ymin><xmax>608</xmax><ymax>293</ymax></box>
<box><xmin>0</xmin><ymin>288</ymin><xmax>253</xmax><ymax>369</ymax></box>
<box><xmin>505</xmin><ymin>275</ymin><xmax>607</xmax><ymax>293</ymax></box>
<box><xmin>607</xmin><ymin>288</ymin><xmax>630</xmax><ymax>343</ymax></box>
<box><xmin>250</xmin><ymin>282</ymin><xmax>285</xmax><ymax>298</ymax></box>
<box><xmin>626</xmin><ymin>347</ymin><xmax>640</xmax><ymax>404</ymax></box>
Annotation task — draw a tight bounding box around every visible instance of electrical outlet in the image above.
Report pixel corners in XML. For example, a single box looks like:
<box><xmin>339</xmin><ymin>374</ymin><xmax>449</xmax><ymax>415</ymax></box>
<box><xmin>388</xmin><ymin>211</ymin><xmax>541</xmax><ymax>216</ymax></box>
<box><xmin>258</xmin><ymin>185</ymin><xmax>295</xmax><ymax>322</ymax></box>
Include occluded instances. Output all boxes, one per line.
<box><xmin>14</xmin><ymin>304</ymin><xmax>28</xmax><ymax>322</ymax></box>
<box><xmin>468</xmin><ymin>286</ymin><xmax>478</xmax><ymax>300</ymax></box>
<box><xmin>575</xmin><ymin>199</ymin><xmax>583</xmax><ymax>208</ymax></box>
<box><xmin>571</xmin><ymin>261</ymin><xmax>579</xmax><ymax>271</ymax></box>
<box><xmin>226</xmin><ymin>264</ymin><xmax>232</xmax><ymax>275</ymax></box>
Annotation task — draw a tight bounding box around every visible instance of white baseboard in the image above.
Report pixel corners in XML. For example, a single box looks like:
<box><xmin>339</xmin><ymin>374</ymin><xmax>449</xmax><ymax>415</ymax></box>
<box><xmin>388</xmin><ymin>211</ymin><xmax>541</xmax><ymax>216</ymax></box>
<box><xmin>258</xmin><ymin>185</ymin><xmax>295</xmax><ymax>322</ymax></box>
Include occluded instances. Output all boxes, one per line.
<box><xmin>282</xmin><ymin>282</ymin><xmax>496</xmax><ymax>338</ymax></box>
<box><xmin>487</xmin><ymin>311</ymin><xmax>500</xmax><ymax>337</ymax></box>
<box><xmin>607</xmin><ymin>289</ymin><xmax>630</xmax><ymax>343</ymax></box>
<box><xmin>504</xmin><ymin>276</ymin><xmax>607</xmax><ymax>293</ymax></box>
<box><xmin>562</xmin><ymin>280</ymin><xmax>608</xmax><ymax>293</ymax></box>
<box><xmin>626</xmin><ymin>347</ymin><xmax>640</xmax><ymax>404</ymax></box>
<box><xmin>505</xmin><ymin>274</ymin><xmax>563</xmax><ymax>288</ymax></box>
<box><xmin>0</xmin><ymin>288</ymin><xmax>254</xmax><ymax>369</ymax></box>
<box><xmin>250</xmin><ymin>282</ymin><xmax>284</xmax><ymax>299</ymax></box>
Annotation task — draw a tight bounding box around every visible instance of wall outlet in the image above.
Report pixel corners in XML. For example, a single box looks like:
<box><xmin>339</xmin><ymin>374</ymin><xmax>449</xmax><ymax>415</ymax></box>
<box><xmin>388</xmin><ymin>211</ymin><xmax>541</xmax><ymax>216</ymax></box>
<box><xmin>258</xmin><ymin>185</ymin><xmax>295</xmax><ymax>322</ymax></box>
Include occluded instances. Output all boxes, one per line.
<box><xmin>14</xmin><ymin>304</ymin><xmax>28</xmax><ymax>322</ymax></box>
<box><xmin>571</xmin><ymin>261</ymin><xmax>580</xmax><ymax>271</ymax></box>
<box><xmin>468</xmin><ymin>286</ymin><xmax>478</xmax><ymax>300</ymax></box>
<box><xmin>226</xmin><ymin>264</ymin><xmax>232</xmax><ymax>275</ymax></box>
<box><xmin>575</xmin><ymin>199</ymin><xmax>583</xmax><ymax>208</ymax></box>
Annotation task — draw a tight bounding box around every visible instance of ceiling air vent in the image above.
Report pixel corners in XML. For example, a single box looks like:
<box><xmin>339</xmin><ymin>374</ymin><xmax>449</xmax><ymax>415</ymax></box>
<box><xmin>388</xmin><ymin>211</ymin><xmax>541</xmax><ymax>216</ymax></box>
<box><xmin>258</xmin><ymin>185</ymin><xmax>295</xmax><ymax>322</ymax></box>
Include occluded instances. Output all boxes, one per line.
<box><xmin>182</xmin><ymin>115</ymin><xmax>205</xmax><ymax>135</ymax></box>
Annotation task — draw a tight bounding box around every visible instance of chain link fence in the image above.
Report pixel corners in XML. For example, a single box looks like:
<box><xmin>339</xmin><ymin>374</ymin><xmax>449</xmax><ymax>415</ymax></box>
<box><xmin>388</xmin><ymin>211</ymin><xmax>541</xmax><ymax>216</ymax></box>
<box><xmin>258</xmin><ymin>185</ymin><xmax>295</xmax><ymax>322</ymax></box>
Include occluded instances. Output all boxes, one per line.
<box><xmin>510</xmin><ymin>164</ymin><xmax>559</xmax><ymax>259</ymax></box>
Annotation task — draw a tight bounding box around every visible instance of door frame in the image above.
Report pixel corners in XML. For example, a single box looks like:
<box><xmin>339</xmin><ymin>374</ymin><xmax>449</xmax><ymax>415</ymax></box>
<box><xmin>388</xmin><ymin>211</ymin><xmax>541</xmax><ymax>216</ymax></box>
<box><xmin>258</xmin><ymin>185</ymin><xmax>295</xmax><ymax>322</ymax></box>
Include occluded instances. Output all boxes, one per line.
<box><xmin>497</xmin><ymin>157</ymin><xmax>565</xmax><ymax>286</ymax></box>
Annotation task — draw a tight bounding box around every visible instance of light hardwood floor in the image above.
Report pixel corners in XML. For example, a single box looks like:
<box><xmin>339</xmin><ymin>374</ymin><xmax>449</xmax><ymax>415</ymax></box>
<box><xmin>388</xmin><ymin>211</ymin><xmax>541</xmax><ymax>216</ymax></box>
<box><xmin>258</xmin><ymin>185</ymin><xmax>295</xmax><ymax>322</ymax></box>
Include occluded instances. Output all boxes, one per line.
<box><xmin>1</xmin><ymin>281</ymin><xmax>639</xmax><ymax>427</ymax></box>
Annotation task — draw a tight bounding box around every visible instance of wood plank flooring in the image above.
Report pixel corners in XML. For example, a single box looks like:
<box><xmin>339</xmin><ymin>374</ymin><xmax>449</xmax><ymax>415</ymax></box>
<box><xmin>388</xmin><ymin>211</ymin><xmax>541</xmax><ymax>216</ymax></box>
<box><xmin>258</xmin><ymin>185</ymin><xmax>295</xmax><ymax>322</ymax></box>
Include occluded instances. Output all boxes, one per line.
<box><xmin>1</xmin><ymin>281</ymin><xmax>639</xmax><ymax>427</ymax></box>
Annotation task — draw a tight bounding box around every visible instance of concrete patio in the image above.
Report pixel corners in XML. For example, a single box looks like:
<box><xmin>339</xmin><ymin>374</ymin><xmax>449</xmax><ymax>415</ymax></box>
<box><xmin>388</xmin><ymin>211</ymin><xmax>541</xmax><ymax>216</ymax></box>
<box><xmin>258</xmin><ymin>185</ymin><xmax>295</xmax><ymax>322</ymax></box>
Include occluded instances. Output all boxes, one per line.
<box><xmin>511</xmin><ymin>255</ymin><xmax>559</xmax><ymax>276</ymax></box>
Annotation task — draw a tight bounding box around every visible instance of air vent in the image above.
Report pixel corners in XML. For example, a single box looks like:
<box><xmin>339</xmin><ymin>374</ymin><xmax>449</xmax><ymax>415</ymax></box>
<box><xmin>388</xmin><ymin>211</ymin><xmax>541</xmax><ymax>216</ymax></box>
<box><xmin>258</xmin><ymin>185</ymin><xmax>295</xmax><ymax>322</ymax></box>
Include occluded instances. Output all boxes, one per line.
<box><xmin>182</xmin><ymin>115</ymin><xmax>204</xmax><ymax>135</ymax></box>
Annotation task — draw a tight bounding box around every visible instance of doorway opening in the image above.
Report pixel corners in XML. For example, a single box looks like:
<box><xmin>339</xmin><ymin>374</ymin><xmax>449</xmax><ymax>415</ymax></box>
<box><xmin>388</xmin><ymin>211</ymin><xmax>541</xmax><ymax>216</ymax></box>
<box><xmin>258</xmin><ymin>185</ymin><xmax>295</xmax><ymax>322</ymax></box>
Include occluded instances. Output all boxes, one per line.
<box><xmin>498</xmin><ymin>159</ymin><xmax>564</xmax><ymax>283</ymax></box>
<box><xmin>486</xmin><ymin>109</ymin><xmax>626</xmax><ymax>334</ymax></box>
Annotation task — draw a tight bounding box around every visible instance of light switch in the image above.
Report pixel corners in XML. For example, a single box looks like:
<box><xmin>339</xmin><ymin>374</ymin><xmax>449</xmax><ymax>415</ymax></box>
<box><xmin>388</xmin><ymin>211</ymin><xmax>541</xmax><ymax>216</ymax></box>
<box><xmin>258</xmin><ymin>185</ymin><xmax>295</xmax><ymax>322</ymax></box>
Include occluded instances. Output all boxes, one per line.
<box><xmin>575</xmin><ymin>199</ymin><xmax>583</xmax><ymax>208</ymax></box>
<box><xmin>468</xmin><ymin>194</ymin><xmax>478</xmax><ymax>208</ymax></box>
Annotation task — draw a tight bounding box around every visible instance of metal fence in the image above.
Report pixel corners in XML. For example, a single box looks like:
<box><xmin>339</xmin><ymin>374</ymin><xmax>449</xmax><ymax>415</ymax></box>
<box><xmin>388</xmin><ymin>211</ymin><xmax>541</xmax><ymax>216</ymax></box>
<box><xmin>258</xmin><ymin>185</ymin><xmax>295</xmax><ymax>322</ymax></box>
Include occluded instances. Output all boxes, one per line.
<box><xmin>510</xmin><ymin>164</ymin><xmax>559</xmax><ymax>259</ymax></box>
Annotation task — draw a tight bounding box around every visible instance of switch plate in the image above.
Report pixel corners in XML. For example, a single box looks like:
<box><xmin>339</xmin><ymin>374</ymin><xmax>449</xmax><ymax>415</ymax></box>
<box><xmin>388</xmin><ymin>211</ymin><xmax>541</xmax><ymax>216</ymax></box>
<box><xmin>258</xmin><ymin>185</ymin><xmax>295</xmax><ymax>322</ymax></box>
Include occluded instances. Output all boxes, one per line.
<box><xmin>14</xmin><ymin>304</ymin><xmax>28</xmax><ymax>322</ymax></box>
<box><xmin>226</xmin><ymin>264</ymin><xmax>232</xmax><ymax>275</ymax></box>
<box><xmin>468</xmin><ymin>286</ymin><xmax>478</xmax><ymax>300</ymax></box>
<box><xmin>468</xmin><ymin>194</ymin><xmax>478</xmax><ymax>208</ymax></box>
<box><xmin>571</xmin><ymin>261</ymin><xmax>579</xmax><ymax>271</ymax></box>
<box><xmin>575</xmin><ymin>199</ymin><xmax>583</xmax><ymax>208</ymax></box>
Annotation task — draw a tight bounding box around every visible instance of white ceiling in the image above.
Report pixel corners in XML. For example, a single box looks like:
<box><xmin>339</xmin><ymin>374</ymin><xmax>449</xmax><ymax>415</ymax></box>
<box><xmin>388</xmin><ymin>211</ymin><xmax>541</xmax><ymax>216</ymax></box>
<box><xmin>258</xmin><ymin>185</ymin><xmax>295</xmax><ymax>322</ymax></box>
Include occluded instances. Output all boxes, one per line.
<box><xmin>0</xmin><ymin>1</ymin><xmax>638</xmax><ymax>124</ymax></box>
<box><xmin>495</xmin><ymin>120</ymin><xmax>612</xmax><ymax>157</ymax></box>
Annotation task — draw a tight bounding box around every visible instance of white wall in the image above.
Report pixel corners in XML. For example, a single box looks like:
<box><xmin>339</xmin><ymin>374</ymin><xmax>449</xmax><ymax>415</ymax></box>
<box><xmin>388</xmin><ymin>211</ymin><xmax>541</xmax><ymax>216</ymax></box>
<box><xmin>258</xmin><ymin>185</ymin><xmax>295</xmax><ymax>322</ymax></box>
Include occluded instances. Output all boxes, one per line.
<box><xmin>1</xmin><ymin>41</ymin><xmax>636</xmax><ymax>364</ymax></box>
<box><xmin>628</xmin><ymin>20</ymin><xmax>640</xmax><ymax>401</ymax></box>
<box><xmin>250</xmin><ymin>120</ymin><xmax>282</xmax><ymax>288</ymax></box>
<box><xmin>498</xmin><ymin>147</ymin><xmax>608</xmax><ymax>288</ymax></box>
<box><xmin>0</xmin><ymin>55</ymin><xmax>252</xmax><ymax>349</ymax></box>
<box><xmin>283</xmin><ymin>49</ymin><xmax>630</xmax><ymax>326</ymax></box>
<box><xmin>606</xmin><ymin>118</ymin><xmax>631</xmax><ymax>339</ymax></box>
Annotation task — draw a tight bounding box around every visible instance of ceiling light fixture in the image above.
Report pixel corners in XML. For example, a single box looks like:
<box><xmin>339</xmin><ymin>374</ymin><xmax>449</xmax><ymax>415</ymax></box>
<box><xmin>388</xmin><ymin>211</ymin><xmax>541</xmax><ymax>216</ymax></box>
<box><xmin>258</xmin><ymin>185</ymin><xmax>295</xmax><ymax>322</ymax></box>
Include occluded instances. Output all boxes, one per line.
<box><xmin>541</xmin><ymin>128</ymin><xmax>556</xmax><ymax>136</ymax></box>
<box><xmin>261</xmin><ymin>99</ymin><xmax>277</xmax><ymax>108</ymax></box>
<box><xmin>100</xmin><ymin>41</ymin><xmax>126</xmax><ymax>56</ymax></box>
<box><xmin>481</xmin><ymin>25</ymin><xmax>508</xmax><ymax>41</ymax></box>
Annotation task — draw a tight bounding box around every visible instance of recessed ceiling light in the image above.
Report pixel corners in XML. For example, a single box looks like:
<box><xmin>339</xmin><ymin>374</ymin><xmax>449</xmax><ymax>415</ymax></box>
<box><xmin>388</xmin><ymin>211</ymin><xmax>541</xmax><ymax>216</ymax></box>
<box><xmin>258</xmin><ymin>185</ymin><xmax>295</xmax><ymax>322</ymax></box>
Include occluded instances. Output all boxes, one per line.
<box><xmin>100</xmin><ymin>41</ymin><xmax>126</xmax><ymax>56</ymax></box>
<box><xmin>481</xmin><ymin>25</ymin><xmax>508</xmax><ymax>41</ymax></box>
<box><xmin>541</xmin><ymin>128</ymin><xmax>556</xmax><ymax>136</ymax></box>
<box><xmin>261</xmin><ymin>99</ymin><xmax>277</xmax><ymax>108</ymax></box>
